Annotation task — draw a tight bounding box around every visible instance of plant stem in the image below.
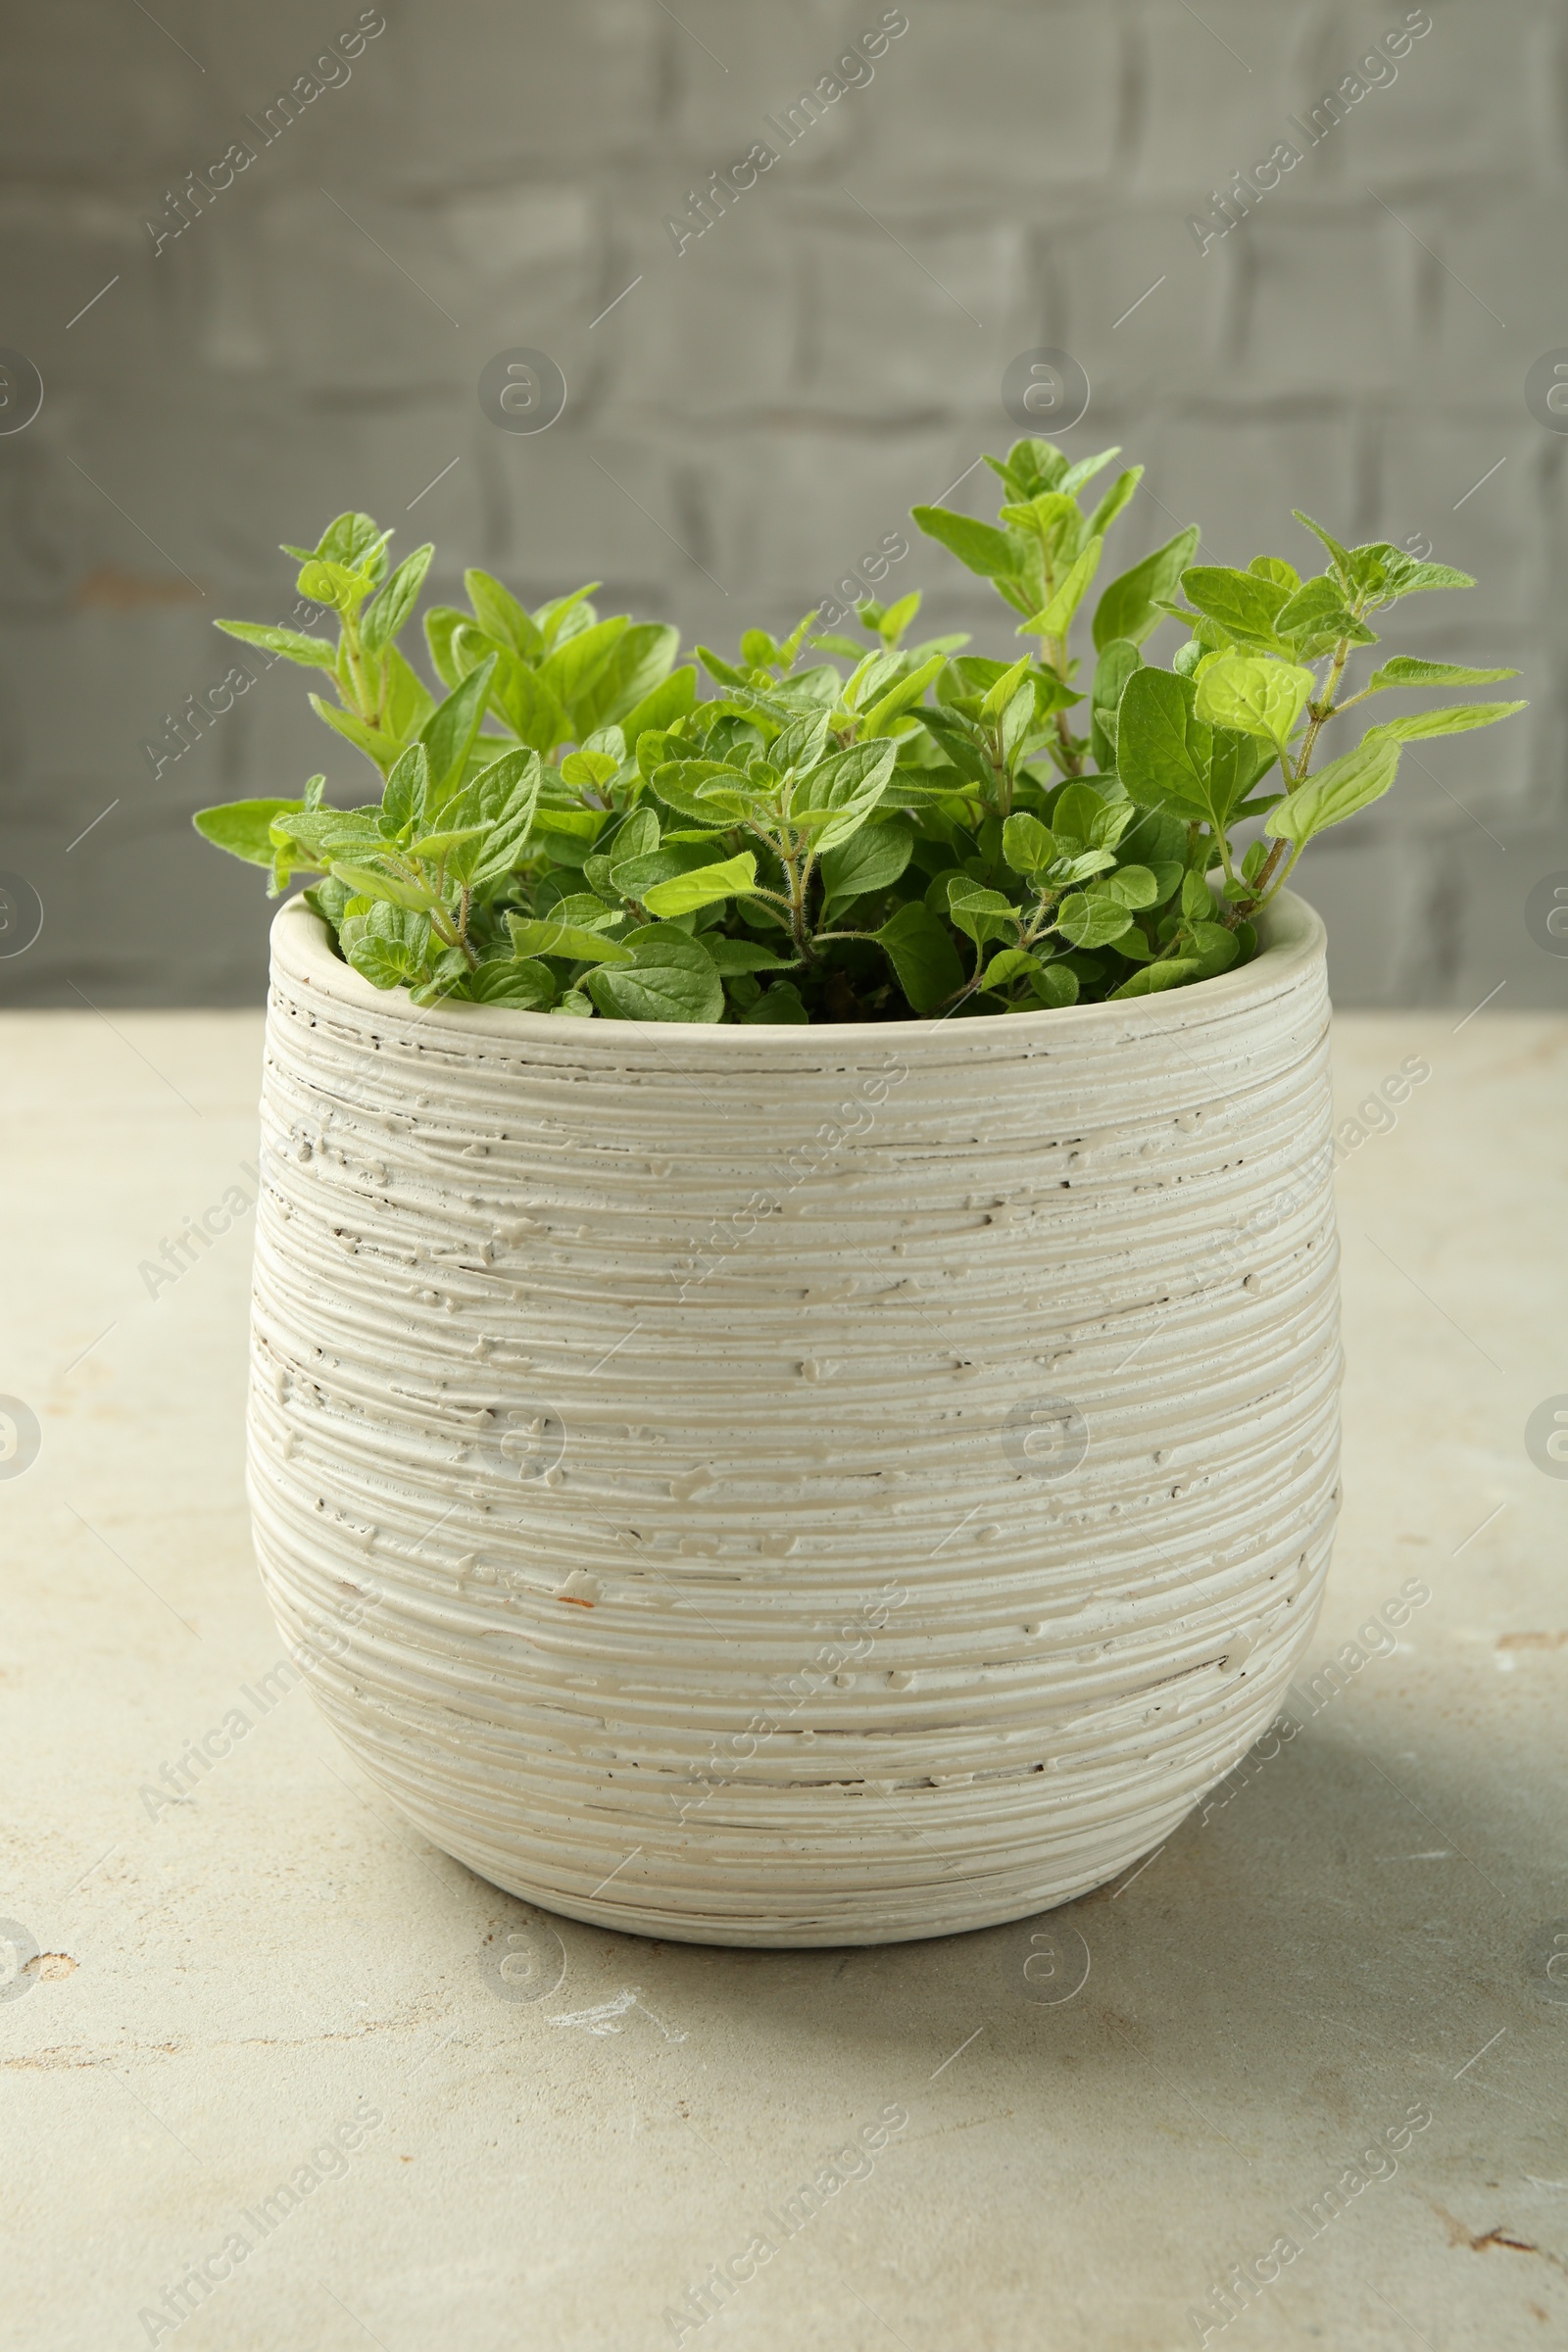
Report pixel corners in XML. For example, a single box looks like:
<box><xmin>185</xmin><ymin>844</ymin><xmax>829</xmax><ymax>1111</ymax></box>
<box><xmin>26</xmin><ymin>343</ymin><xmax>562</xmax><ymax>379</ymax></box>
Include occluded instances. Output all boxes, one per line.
<box><xmin>1233</xmin><ymin>626</ymin><xmax>1357</xmax><ymax>917</ymax></box>
<box><xmin>1291</xmin><ymin>632</ymin><xmax>1353</xmax><ymax>785</ymax></box>
<box><xmin>779</xmin><ymin>839</ymin><xmax>811</xmax><ymax>959</ymax></box>
<box><xmin>1051</xmin><ymin>708</ymin><xmax>1084</xmax><ymax>777</ymax></box>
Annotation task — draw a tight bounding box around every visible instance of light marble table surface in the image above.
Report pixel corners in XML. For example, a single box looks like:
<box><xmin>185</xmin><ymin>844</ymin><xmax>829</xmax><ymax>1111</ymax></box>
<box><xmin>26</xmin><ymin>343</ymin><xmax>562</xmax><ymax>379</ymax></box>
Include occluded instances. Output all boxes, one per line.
<box><xmin>3</xmin><ymin>1007</ymin><xmax>1565</xmax><ymax>2352</ymax></box>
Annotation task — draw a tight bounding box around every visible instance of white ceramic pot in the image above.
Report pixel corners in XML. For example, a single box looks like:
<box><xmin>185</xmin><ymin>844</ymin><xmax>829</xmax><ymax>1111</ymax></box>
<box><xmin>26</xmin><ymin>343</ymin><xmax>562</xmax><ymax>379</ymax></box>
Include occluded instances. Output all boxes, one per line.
<box><xmin>249</xmin><ymin>890</ymin><xmax>1340</xmax><ymax>1947</ymax></box>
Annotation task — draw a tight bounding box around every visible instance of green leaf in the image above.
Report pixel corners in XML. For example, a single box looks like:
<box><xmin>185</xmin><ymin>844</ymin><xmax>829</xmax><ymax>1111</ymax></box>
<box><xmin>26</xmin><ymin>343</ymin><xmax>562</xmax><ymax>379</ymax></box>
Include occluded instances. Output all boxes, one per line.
<box><xmin>326</xmin><ymin>859</ymin><xmax>443</xmax><ymax>915</ymax></box>
<box><xmin>1209</xmin><ymin>726</ymin><xmax>1281</xmax><ymax>825</ymax></box>
<box><xmin>1027</xmin><ymin>960</ymin><xmax>1079</xmax><ymax>1007</ymax></box>
<box><xmin>559</xmin><ymin>748</ymin><xmax>620</xmax><ymax>791</ymax></box>
<box><xmin>1111</xmin><ymin>956</ymin><xmax>1202</xmax><ymax>999</ymax></box>
<box><xmin>874</xmin><ymin>901</ymin><xmax>965</xmax><ymax>1013</ymax></box>
<box><xmin>1292</xmin><ymin>510</ymin><xmax>1353</xmax><ymax>585</ymax></box>
<box><xmin>1114</xmin><ymin>666</ymin><xmax>1211</xmax><ymax>820</ymax></box>
<box><xmin>600</xmin><ymin>807</ymin><xmax>661</xmax><ymax>868</ymax></box>
<box><xmin>424</xmin><ymin>607</ymin><xmax>468</xmax><ymax>691</ymax></box>
<box><xmin>1084</xmin><ymin>465</ymin><xmax>1144</xmax><ymax>540</ymax></box>
<box><xmin>1055</xmin><ymin>892</ymin><xmax>1134</xmax><ymax>949</ymax></box>
<box><xmin>819</xmin><ymin>820</ymin><xmax>913</xmax><ymax>915</ymax></box>
<box><xmin>1058</xmin><ymin>445</ymin><xmax>1120</xmax><ymax>497</ymax></box>
<box><xmin>1248</xmin><ymin>556</ymin><xmax>1300</xmax><ymax>593</ymax></box>
<box><xmin>493</xmin><ymin>651</ymin><xmax>570</xmax><ymax>754</ymax></box>
<box><xmin>859</xmin><ymin>651</ymin><xmax>946</xmax><ymax>737</ymax></box>
<box><xmin>463</xmin><ymin>568</ymin><xmax>544</xmax><ymax>660</ymax></box>
<box><xmin>1093</xmin><ymin>524</ymin><xmax>1200</xmax><ymax>651</ymax></box>
<box><xmin>910</xmin><ymin>505</ymin><xmax>1018</xmax><ymax>580</ymax></box>
<box><xmin>451</xmin><ymin>747</ymin><xmax>543</xmax><ymax>887</ymax></box>
<box><xmin>792</xmin><ymin>738</ymin><xmax>898</xmax><ymax>851</ymax></box>
<box><xmin>876</xmin><ymin>591</ymin><xmax>923</xmax><ymax>645</ymax></box>
<box><xmin>309</xmin><ymin>693</ymin><xmax>405</xmax><ymax>774</ymax></box>
<box><xmin>193</xmin><ymin>796</ymin><xmax>305</xmax><ymax>866</ymax></box>
<box><xmin>1001</xmin><ymin>812</ymin><xmax>1055</xmax><ymax>876</ymax></box>
<box><xmin>1374</xmin><ymin>701</ymin><xmax>1526</xmax><ymax>743</ymax></box>
<box><xmin>537</xmin><ymin>613</ymin><xmax>629</xmax><ymax>712</ymax></box>
<box><xmin>979</xmin><ymin>946</ymin><xmax>1044</xmax><ymax>992</ymax></box>
<box><xmin>651</xmin><ymin>759</ymin><xmax>755</xmax><ymax>824</ymax></box>
<box><xmin>1089</xmin><ymin>637</ymin><xmax>1142</xmax><ymax>769</ymax></box>
<box><xmin>739</xmin><ymin>980</ymin><xmax>809</xmax><ymax>1023</ymax></box>
<box><xmin>978</xmin><ymin>654</ymin><xmax>1033</xmax><ymax>721</ymax></box>
<box><xmin>845</xmin><ymin>648</ymin><xmax>906</xmax><ymax>713</ymax></box>
<box><xmin>1265</xmin><ymin>730</ymin><xmax>1402</xmax><ymax>847</ymax></box>
<box><xmin>998</xmin><ymin>492</ymin><xmax>1082</xmax><ymax>559</ymax></box>
<box><xmin>1194</xmin><ymin>654</ymin><xmax>1314</xmax><ymax>749</ymax></box>
<box><xmin>310</xmin><ymin>513</ymin><xmax>390</xmax><ymax>577</ymax></box>
<box><xmin>1348</xmin><ymin>544</ymin><xmax>1475</xmax><ymax>602</ymax></box>
<box><xmin>1179</xmin><ymin>565</ymin><xmax>1292</xmax><ymax>650</ymax></box>
<box><xmin>570</xmin><ymin>621</ymin><xmax>681</xmax><ymax>737</ymax></box>
<box><xmin>766</xmin><ymin>712</ymin><xmax>829</xmax><ymax>781</ymax></box>
<box><xmin>948</xmin><ymin>881</ymin><xmax>1018</xmax><ymax>949</ymax></box>
<box><xmin>216</xmin><ymin>618</ymin><xmax>336</xmax><ymax>668</ymax></box>
<box><xmin>297</xmin><ymin>558</ymin><xmax>373</xmax><ymax>614</ymax></box>
<box><xmin>361</xmin><ymin>543</ymin><xmax>433</xmax><ymax>657</ymax></box>
<box><xmin>506</xmin><ymin>913</ymin><xmax>634</xmax><ymax>964</ymax></box>
<box><xmin>274</xmin><ymin>806</ymin><xmax>384</xmax><ymax>864</ymax></box>
<box><xmin>642</xmin><ymin>853</ymin><xmax>759</xmax><ymax>917</ymax></box>
<box><xmin>586</xmin><ymin>926</ymin><xmax>725</xmax><ymax>1023</ymax></box>
<box><xmin>697</xmin><ymin>643</ymin><xmax>753</xmax><ymax>690</ymax></box>
<box><xmin>609</xmin><ymin>842</ymin><xmax>713</xmax><ymax>898</ymax></box>
<box><xmin>381</xmin><ymin>743</ymin><xmax>428</xmax><ymax>833</ymax></box>
<box><xmin>1182</xmin><ymin>869</ymin><xmax>1216</xmax><ymax>921</ymax></box>
<box><xmin>383</xmin><ymin>646</ymin><xmax>435</xmax><ymax>741</ymax></box>
<box><xmin>913</xmin><ymin>708</ymin><xmax>993</xmax><ymax>792</ymax></box>
<box><xmin>1100</xmin><ymin>862</ymin><xmax>1160</xmax><ymax>909</ymax></box>
<box><xmin>705</xmin><ymin>938</ymin><xmax>797</xmax><ymax>976</ymax></box>
<box><xmin>1188</xmin><ymin>920</ymin><xmax>1240</xmax><ymax>979</ymax></box>
<box><xmin>1023</xmin><ymin>536</ymin><xmax>1103</xmax><ymax>642</ymax></box>
<box><xmin>1273</xmin><ymin>574</ymin><xmax>1377</xmax><ymax>658</ymax></box>
<box><xmin>419</xmin><ymin>656</ymin><xmax>497</xmax><ymax>815</ymax></box>
<box><xmin>532</xmin><ymin>808</ymin><xmax>604</xmax><ymax>865</ymax></box>
<box><xmin>340</xmin><ymin>902</ymin><xmax>430</xmax><ymax>990</ymax></box>
<box><xmin>1050</xmin><ymin>780</ymin><xmax>1110</xmax><ymax>848</ymax></box>
<box><xmin>1111</xmin><ymin>924</ymin><xmax>1155</xmax><ymax>961</ymax></box>
<box><xmin>992</xmin><ymin>438</ymin><xmax>1068</xmax><ymax>496</ymax></box>
<box><xmin>543</xmin><ymin>888</ymin><xmax>622</xmax><ymax>926</ymax></box>
<box><xmin>534</xmin><ymin>583</ymin><xmax>600</xmax><ymax>648</ymax></box>
<box><xmin>464</xmin><ymin>956</ymin><xmax>557</xmax><ymax>1008</ymax></box>
<box><xmin>1363</xmin><ymin>657</ymin><xmax>1521</xmax><ymax>693</ymax></box>
<box><xmin>615</xmin><ymin>663</ymin><xmax>698</xmax><ymax>750</ymax></box>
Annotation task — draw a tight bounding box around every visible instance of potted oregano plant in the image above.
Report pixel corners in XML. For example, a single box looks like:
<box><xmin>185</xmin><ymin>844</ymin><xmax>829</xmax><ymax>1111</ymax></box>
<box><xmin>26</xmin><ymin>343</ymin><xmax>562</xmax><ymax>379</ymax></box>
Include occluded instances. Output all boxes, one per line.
<box><xmin>211</xmin><ymin>442</ymin><xmax>1519</xmax><ymax>1946</ymax></box>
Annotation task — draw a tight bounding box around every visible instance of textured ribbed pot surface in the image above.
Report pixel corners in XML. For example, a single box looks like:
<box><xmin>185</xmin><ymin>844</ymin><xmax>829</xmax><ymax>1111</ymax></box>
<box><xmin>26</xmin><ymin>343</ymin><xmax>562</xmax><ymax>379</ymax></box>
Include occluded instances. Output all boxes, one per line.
<box><xmin>249</xmin><ymin>891</ymin><xmax>1340</xmax><ymax>1946</ymax></box>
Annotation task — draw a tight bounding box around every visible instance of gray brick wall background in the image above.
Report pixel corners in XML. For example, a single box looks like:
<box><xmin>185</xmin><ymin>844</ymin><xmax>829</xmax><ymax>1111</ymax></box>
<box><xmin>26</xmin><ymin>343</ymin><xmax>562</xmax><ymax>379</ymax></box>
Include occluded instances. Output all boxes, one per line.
<box><xmin>2</xmin><ymin>0</ymin><xmax>1565</xmax><ymax>1007</ymax></box>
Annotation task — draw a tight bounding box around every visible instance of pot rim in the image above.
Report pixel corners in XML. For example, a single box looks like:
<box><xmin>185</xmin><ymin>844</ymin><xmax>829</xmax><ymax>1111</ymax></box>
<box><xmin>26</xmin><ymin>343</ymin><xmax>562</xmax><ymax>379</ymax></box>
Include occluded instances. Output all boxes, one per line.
<box><xmin>269</xmin><ymin>885</ymin><xmax>1326</xmax><ymax>1050</ymax></box>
